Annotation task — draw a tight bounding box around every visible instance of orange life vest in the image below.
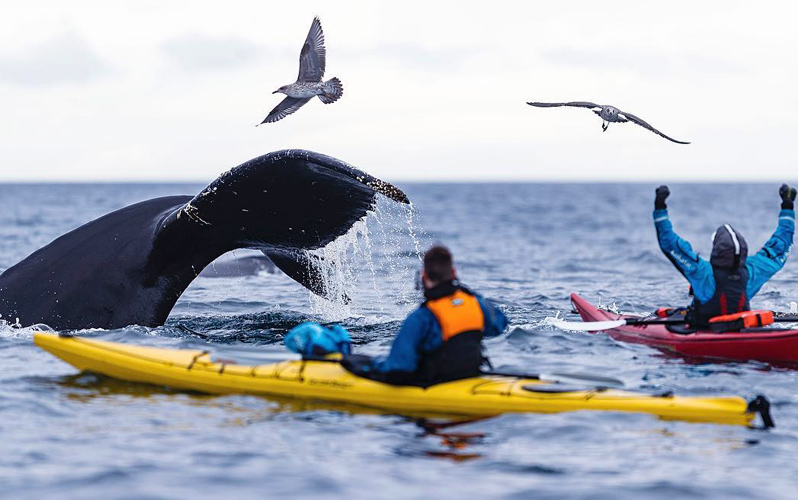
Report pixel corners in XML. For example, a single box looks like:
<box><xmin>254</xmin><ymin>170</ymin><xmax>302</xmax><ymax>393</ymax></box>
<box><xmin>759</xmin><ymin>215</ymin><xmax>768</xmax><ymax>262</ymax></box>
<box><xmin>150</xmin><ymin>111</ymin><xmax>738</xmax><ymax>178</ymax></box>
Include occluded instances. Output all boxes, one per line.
<box><xmin>417</xmin><ymin>287</ymin><xmax>487</xmax><ymax>384</ymax></box>
<box><xmin>425</xmin><ymin>289</ymin><xmax>485</xmax><ymax>341</ymax></box>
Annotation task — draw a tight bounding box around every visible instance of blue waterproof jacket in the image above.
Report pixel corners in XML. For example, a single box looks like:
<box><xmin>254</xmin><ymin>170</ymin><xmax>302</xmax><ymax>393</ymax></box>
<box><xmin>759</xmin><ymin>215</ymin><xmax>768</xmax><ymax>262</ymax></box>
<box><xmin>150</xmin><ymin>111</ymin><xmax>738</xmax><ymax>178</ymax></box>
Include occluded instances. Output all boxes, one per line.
<box><xmin>653</xmin><ymin>208</ymin><xmax>795</xmax><ymax>304</ymax></box>
<box><xmin>372</xmin><ymin>293</ymin><xmax>509</xmax><ymax>374</ymax></box>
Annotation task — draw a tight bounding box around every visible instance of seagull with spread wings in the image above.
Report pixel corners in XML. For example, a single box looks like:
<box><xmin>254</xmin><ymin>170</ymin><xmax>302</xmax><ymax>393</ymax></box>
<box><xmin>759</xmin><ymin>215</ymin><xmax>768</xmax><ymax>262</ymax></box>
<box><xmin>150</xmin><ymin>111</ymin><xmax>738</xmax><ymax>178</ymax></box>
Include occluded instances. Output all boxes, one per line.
<box><xmin>259</xmin><ymin>17</ymin><xmax>343</xmax><ymax>124</ymax></box>
<box><xmin>527</xmin><ymin>101</ymin><xmax>690</xmax><ymax>144</ymax></box>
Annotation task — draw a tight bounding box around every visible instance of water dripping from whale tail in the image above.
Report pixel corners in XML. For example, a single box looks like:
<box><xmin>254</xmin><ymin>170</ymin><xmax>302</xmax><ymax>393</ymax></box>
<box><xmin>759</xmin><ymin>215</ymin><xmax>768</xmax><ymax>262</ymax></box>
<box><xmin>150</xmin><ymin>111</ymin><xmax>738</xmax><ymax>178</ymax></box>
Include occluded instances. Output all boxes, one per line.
<box><xmin>297</xmin><ymin>198</ymin><xmax>426</xmax><ymax>322</ymax></box>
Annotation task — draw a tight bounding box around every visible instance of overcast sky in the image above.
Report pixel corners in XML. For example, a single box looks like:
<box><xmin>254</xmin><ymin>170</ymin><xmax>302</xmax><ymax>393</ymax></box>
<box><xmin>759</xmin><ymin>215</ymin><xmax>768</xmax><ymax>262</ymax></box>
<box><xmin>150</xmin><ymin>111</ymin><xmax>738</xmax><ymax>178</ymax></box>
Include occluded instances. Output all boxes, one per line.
<box><xmin>1</xmin><ymin>1</ymin><xmax>796</xmax><ymax>181</ymax></box>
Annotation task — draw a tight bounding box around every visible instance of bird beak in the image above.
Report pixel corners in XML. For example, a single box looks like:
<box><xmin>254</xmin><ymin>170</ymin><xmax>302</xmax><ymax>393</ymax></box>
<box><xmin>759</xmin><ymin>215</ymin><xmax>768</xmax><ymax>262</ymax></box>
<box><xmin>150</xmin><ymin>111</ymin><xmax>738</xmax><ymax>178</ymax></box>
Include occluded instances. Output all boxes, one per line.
<box><xmin>272</xmin><ymin>90</ymin><xmax>279</xmax><ymax>94</ymax></box>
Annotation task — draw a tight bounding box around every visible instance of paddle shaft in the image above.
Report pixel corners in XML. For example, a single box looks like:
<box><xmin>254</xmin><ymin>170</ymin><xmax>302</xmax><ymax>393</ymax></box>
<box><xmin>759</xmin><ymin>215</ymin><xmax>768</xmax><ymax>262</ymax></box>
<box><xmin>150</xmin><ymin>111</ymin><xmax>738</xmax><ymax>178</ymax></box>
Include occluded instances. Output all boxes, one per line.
<box><xmin>632</xmin><ymin>313</ymin><xmax>798</xmax><ymax>325</ymax></box>
<box><xmin>623</xmin><ymin>318</ymin><xmax>685</xmax><ymax>326</ymax></box>
<box><xmin>554</xmin><ymin>313</ymin><xmax>798</xmax><ymax>332</ymax></box>
<box><xmin>772</xmin><ymin>315</ymin><xmax>798</xmax><ymax>322</ymax></box>
<box><xmin>626</xmin><ymin>315</ymin><xmax>798</xmax><ymax>326</ymax></box>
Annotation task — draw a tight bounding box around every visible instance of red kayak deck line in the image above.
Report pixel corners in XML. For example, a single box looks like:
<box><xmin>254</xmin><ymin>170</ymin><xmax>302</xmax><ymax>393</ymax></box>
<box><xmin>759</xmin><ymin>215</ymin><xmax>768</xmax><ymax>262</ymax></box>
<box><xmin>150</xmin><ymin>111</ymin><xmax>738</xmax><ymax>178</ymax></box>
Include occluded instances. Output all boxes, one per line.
<box><xmin>570</xmin><ymin>293</ymin><xmax>798</xmax><ymax>365</ymax></box>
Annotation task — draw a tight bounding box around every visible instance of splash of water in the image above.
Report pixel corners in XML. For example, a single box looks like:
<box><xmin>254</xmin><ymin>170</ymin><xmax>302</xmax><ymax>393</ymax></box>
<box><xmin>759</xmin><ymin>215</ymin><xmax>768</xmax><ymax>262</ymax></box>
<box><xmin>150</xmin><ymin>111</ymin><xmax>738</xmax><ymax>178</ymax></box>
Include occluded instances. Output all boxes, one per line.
<box><xmin>0</xmin><ymin>319</ymin><xmax>55</xmax><ymax>339</ymax></box>
<box><xmin>304</xmin><ymin>198</ymin><xmax>425</xmax><ymax>323</ymax></box>
<box><xmin>304</xmin><ymin>219</ymin><xmax>369</xmax><ymax>321</ymax></box>
<box><xmin>404</xmin><ymin>202</ymin><xmax>424</xmax><ymax>266</ymax></box>
<box><xmin>596</xmin><ymin>296</ymin><xmax>621</xmax><ymax>314</ymax></box>
<box><xmin>513</xmin><ymin>311</ymin><xmax>584</xmax><ymax>333</ymax></box>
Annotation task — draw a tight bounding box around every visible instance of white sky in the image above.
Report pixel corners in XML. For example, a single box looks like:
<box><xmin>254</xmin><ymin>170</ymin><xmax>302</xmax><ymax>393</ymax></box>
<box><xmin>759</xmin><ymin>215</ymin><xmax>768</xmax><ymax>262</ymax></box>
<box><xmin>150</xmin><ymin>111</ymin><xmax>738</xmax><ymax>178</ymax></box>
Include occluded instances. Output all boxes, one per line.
<box><xmin>0</xmin><ymin>1</ymin><xmax>796</xmax><ymax>181</ymax></box>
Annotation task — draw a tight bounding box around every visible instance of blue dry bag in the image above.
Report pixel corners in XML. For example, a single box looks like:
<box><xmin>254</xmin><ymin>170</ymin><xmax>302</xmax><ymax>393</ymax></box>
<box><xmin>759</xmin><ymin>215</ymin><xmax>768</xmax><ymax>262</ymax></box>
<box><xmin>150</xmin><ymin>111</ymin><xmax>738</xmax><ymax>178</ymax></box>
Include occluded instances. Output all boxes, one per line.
<box><xmin>284</xmin><ymin>322</ymin><xmax>352</xmax><ymax>357</ymax></box>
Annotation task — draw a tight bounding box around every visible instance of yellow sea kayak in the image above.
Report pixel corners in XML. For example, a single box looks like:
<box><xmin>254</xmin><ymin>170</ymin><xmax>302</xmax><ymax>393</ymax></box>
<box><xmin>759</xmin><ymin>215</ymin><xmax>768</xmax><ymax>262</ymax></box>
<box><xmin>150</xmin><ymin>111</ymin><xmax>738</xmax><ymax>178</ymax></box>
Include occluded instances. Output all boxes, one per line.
<box><xmin>34</xmin><ymin>332</ymin><xmax>771</xmax><ymax>427</ymax></box>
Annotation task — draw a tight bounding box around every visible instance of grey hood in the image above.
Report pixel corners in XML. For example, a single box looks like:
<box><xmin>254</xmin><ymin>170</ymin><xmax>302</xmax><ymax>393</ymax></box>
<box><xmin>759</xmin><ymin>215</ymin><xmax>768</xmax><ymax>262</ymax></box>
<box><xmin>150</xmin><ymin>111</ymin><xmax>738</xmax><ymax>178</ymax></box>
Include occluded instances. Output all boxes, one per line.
<box><xmin>710</xmin><ymin>224</ymin><xmax>748</xmax><ymax>269</ymax></box>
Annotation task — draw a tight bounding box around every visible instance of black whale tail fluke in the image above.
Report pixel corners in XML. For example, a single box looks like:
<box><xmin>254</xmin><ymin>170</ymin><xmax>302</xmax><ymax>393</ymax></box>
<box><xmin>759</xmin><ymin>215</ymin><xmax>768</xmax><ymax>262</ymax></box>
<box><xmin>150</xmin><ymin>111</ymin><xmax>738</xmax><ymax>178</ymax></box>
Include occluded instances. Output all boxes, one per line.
<box><xmin>0</xmin><ymin>150</ymin><xmax>408</xmax><ymax>330</ymax></box>
<box><xmin>159</xmin><ymin>149</ymin><xmax>408</xmax><ymax>252</ymax></box>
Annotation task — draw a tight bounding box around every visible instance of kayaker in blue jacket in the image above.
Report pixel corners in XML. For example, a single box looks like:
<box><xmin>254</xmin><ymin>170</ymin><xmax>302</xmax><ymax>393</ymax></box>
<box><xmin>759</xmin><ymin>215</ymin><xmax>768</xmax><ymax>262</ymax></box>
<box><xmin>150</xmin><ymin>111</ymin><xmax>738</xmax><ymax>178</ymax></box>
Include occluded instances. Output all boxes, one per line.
<box><xmin>653</xmin><ymin>184</ymin><xmax>796</xmax><ymax>328</ymax></box>
<box><xmin>366</xmin><ymin>245</ymin><xmax>509</xmax><ymax>385</ymax></box>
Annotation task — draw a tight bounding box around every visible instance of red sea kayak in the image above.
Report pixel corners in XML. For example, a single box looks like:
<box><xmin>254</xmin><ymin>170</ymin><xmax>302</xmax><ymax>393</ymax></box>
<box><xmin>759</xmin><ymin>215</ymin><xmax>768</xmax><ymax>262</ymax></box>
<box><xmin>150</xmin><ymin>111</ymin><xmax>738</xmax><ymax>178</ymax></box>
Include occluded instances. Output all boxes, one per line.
<box><xmin>570</xmin><ymin>293</ymin><xmax>798</xmax><ymax>366</ymax></box>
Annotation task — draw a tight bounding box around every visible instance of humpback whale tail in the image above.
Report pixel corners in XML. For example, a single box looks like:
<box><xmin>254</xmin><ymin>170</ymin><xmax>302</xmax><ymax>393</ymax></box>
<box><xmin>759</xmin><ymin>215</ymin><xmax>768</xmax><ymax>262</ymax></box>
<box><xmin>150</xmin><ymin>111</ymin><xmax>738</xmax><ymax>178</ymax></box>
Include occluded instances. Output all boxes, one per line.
<box><xmin>0</xmin><ymin>150</ymin><xmax>408</xmax><ymax>330</ymax></box>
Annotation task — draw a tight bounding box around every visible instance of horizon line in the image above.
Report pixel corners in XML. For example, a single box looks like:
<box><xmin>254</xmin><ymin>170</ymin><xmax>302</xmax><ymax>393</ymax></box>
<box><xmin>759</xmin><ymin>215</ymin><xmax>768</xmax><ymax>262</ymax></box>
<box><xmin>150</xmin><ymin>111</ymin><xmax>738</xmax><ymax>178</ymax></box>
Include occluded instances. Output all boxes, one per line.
<box><xmin>0</xmin><ymin>178</ymin><xmax>794</xmax><ymax>185</ymax></box>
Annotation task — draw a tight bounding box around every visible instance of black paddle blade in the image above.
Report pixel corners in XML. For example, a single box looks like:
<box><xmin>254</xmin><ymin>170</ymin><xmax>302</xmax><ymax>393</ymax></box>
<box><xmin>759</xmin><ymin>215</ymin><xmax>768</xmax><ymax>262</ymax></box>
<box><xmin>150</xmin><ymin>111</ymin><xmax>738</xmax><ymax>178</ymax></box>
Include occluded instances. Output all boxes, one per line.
<box><xmin>747</xmin><ymin>395</ymin><xmax>775</xmax><ymax>429</ymax></box>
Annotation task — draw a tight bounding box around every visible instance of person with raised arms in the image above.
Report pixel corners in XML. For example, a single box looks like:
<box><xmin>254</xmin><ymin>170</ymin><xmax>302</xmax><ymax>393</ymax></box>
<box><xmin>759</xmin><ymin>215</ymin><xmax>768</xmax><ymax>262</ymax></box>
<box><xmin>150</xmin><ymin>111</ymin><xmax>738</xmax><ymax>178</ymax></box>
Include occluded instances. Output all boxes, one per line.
<box><xmin>653</xmin><ymin>184</ymin><xmax>795</xmax><ymax>328</ymax></box>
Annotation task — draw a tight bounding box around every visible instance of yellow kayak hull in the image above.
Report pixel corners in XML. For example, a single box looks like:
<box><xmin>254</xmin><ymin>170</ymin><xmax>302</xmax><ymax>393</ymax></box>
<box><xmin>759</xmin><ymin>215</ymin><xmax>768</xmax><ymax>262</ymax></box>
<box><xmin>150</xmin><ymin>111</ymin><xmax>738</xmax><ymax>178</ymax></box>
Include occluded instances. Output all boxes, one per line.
<box><xmin>34</xmin><ymin>332</ymin><xmax>757</xmax><ymax>426</ymax></box>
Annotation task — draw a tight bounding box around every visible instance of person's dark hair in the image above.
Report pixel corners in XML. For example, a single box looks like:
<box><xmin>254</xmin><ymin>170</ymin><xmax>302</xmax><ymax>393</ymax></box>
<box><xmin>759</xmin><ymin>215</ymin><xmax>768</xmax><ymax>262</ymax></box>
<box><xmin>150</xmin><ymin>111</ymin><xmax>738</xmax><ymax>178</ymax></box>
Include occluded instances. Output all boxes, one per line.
<box><xmin>423</xmin><ymin>245</ymin><xmax>454</xmax><ymax>283</ymax></box>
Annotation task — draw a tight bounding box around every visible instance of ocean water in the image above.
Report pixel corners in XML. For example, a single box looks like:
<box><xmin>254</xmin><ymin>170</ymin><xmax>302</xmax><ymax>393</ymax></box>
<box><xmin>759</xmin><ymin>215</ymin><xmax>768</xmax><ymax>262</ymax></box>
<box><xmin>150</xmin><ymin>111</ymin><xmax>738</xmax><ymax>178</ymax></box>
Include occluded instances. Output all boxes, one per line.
<box><xmin>2</xmin><ymin>182</ymin><xmax>798</xmax><ymax>499</ymax></box>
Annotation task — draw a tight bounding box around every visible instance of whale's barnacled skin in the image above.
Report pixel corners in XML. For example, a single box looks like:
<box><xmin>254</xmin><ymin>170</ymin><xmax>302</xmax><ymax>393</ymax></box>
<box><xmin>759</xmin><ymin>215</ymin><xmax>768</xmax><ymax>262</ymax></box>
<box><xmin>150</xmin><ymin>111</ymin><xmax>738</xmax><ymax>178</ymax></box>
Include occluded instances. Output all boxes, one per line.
<box><xmin>0</xmin><ymin>150</ymin><xmax>409</xmax><ymax>330</ymax></box>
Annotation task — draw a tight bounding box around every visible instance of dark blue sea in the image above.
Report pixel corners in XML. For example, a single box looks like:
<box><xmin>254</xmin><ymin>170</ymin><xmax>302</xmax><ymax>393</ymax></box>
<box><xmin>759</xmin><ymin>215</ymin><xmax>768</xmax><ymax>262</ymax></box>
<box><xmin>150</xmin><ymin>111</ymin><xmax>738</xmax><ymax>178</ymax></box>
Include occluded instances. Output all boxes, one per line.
<box><xmin>2</xmin><ymin>183</ymin><xmax>798</xmax><ymax>499</ymax></box>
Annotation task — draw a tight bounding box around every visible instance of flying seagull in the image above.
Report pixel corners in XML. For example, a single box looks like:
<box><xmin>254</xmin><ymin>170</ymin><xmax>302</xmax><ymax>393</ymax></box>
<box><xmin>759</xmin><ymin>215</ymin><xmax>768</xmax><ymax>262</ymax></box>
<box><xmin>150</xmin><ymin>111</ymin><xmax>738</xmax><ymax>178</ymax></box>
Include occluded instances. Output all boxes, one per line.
<box><xmin>259</xmin><ymin>17</ymin><xmax>343</xmax><ymax>124</ymax></box>
<box><xmin>526</xmin><ymin>101</ymin><xmax>690</xmax><ymax>144</ymax></box>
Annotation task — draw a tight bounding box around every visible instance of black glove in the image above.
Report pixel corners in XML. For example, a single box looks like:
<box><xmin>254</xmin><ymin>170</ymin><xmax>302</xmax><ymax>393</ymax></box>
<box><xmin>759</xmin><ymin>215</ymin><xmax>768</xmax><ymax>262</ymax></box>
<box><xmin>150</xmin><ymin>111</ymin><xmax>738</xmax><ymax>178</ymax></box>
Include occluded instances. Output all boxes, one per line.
<box><xmin>655</xmin><ymin>185</ymin><xmax>670</xmax><ymax>210</ymax></box>
<box><xmin>780</xmin><ymin>184</ymin><xmax>796</xmax><ymax>210</ymax></box>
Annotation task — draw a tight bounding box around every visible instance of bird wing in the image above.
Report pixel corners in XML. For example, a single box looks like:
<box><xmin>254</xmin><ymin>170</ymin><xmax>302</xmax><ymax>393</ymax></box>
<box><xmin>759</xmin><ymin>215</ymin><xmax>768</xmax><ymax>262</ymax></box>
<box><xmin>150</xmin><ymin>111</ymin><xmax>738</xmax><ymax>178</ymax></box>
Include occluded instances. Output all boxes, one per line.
<box><xmin>297</xmin><ymin>17</ymin><xmax>326</xmax><ymax>82</ymax></box>
<box><xmin>527</xmin><ymin>101</ymin><xmax>601</xmax><ymax>110</ymax></box>
<box><xmin>260</xmin><ymin>97</ymin><xmax>312</xmax><ymax>124</ymax></box>
<box><xmin>619</xmin><ymin>111</ymin><xmax>691</xmax><ymax>144</ymax></box>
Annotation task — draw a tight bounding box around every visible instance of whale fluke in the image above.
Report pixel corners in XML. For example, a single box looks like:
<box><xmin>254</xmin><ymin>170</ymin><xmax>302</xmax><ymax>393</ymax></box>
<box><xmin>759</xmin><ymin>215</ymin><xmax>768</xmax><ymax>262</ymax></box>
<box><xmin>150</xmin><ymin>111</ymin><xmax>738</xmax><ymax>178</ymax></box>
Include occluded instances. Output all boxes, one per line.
<box><xmin>0</xmin><ymin>150</ymin><xmax>408</xmax><ymax>330</ymax></box>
